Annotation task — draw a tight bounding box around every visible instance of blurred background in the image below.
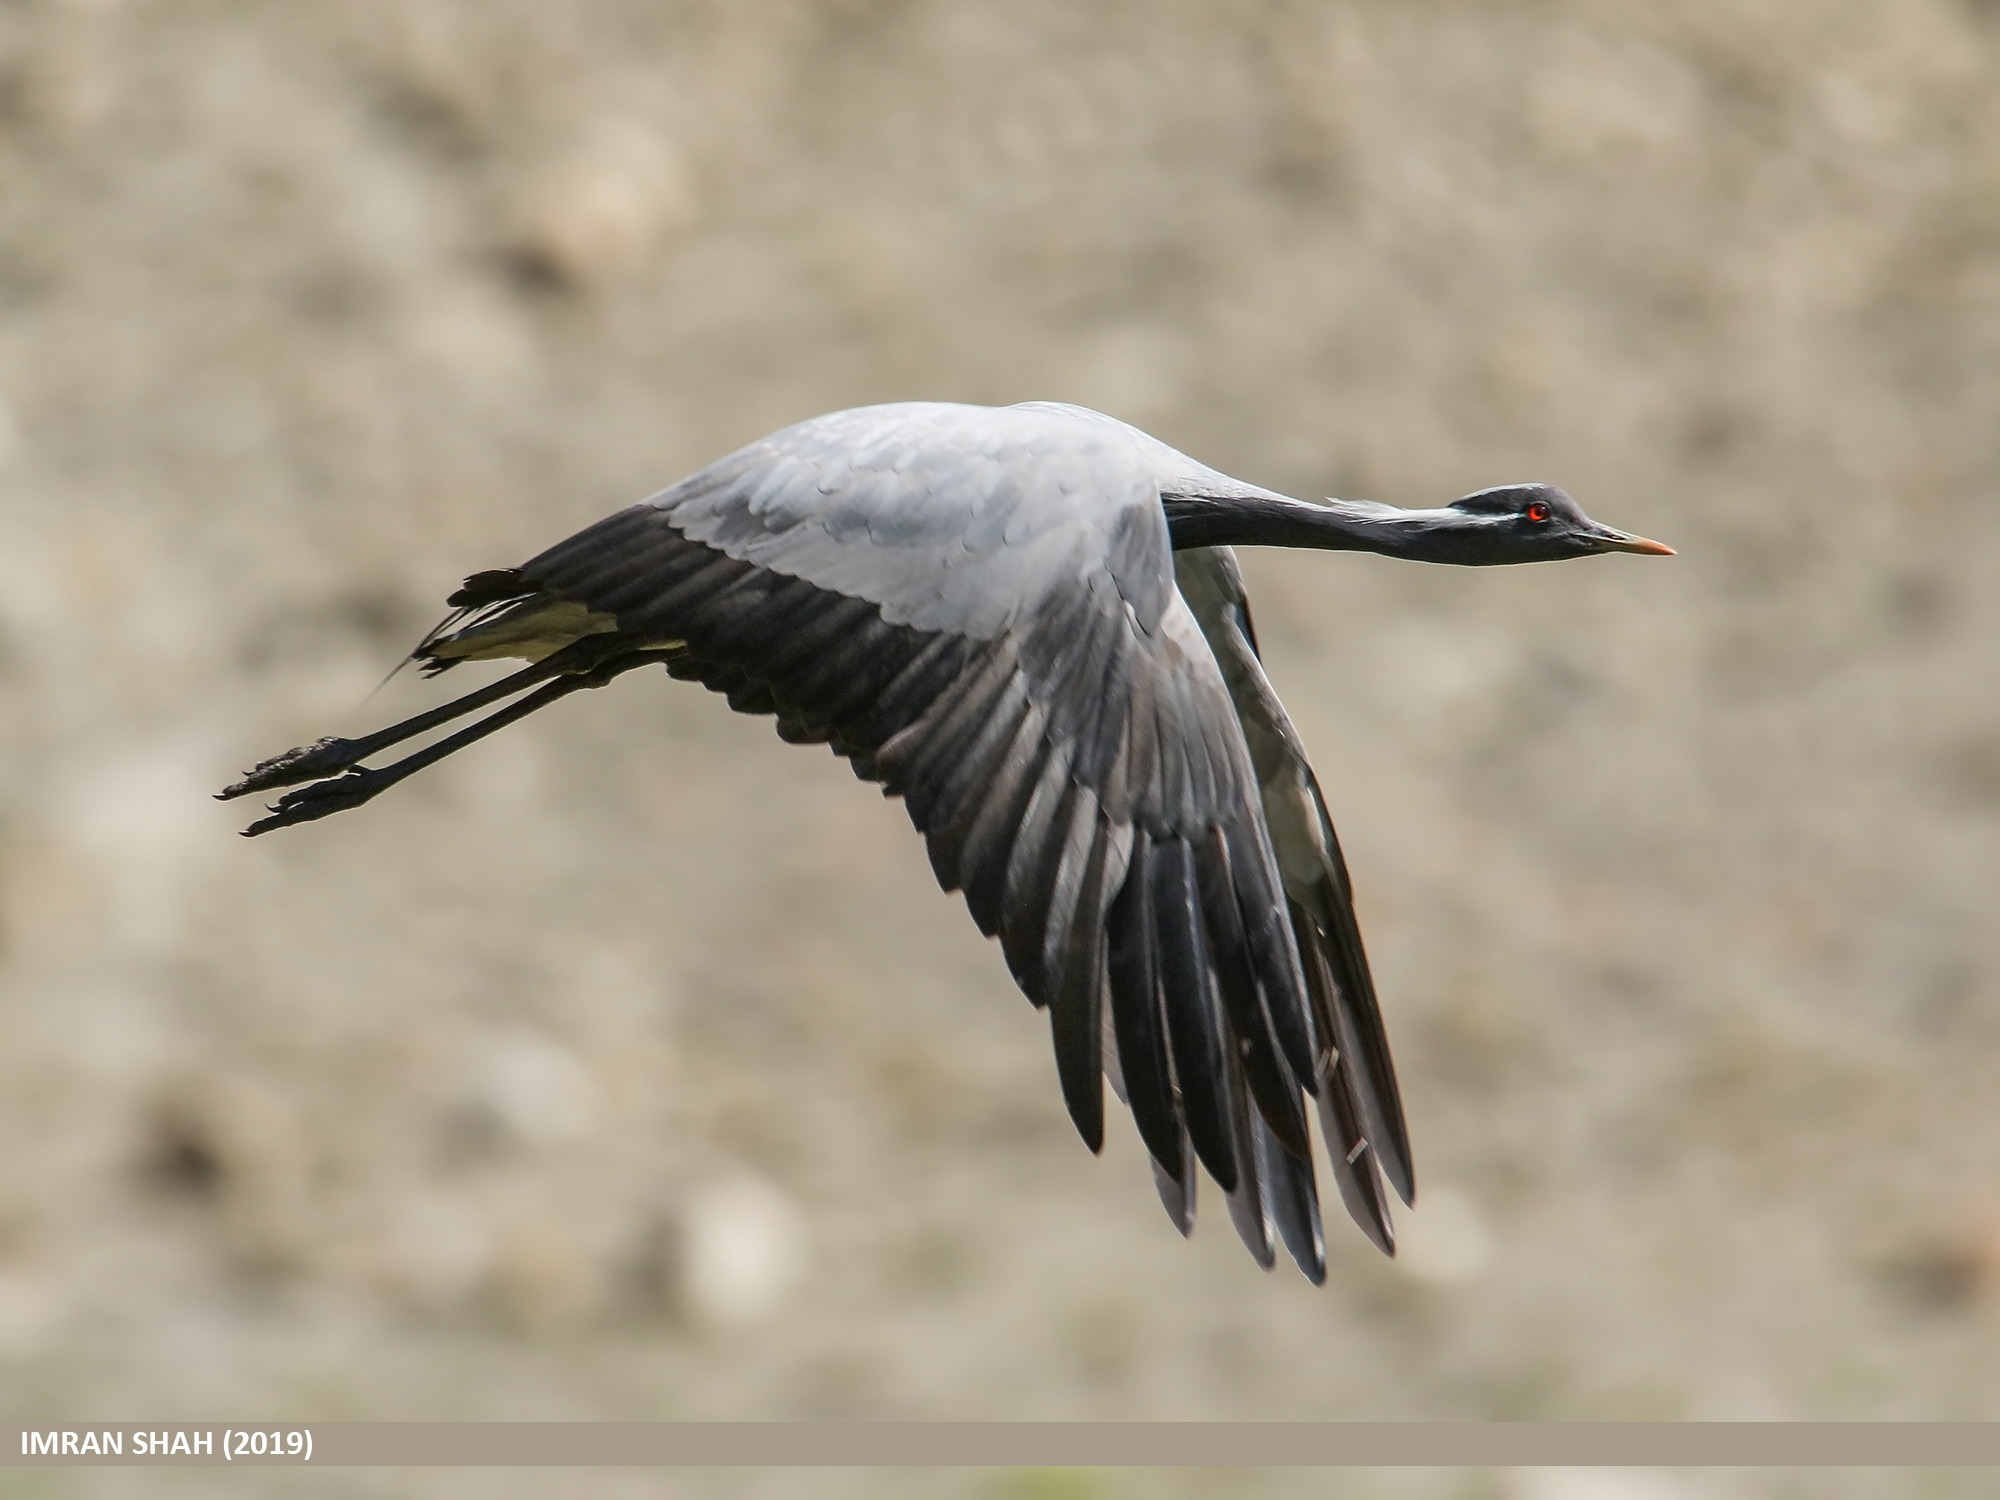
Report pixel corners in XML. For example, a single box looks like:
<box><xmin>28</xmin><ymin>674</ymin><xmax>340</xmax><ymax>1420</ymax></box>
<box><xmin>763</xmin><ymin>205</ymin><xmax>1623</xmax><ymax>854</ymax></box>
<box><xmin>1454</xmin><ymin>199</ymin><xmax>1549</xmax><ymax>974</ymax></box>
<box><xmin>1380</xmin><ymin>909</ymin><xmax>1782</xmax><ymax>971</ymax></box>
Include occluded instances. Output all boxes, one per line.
<box><xmin>2</xmin><ymin>0</ymin><xmax>1999</xmax><ymax>1495</ymax></box>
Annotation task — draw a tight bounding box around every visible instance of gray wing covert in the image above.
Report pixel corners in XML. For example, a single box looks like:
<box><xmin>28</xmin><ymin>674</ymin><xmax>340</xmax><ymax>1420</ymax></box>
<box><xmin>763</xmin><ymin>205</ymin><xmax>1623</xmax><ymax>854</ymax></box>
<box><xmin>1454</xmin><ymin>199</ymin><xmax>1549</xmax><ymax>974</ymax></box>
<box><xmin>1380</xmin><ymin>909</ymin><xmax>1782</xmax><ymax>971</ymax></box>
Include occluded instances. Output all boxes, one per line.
<box><xmin>491</xmin><ymin>403</ymin><xmax>1338</xmax><ymax>1278</ymax></box>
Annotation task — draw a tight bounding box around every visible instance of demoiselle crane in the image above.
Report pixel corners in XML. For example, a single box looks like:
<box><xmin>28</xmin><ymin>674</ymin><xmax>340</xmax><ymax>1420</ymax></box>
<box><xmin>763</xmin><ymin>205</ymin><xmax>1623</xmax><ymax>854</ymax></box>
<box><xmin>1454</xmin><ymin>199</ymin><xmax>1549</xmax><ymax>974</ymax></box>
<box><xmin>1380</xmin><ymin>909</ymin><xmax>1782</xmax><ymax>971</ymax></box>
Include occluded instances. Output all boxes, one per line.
<box><xmin>222</xmin><ymin>401</ymin><xmax>1671</xmax><ymax>1282</ymax></box>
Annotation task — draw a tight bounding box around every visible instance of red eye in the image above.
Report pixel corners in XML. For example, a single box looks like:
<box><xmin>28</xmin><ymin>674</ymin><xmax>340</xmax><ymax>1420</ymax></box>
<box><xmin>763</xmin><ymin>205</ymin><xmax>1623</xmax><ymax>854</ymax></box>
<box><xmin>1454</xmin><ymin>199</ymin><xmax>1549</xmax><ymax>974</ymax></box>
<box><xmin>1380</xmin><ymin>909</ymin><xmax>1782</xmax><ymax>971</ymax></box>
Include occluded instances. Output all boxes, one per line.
<box><xmin>1526</xmin><ymin>501</ymin><xmax>1551</xmax><ymax>523</ymax></box>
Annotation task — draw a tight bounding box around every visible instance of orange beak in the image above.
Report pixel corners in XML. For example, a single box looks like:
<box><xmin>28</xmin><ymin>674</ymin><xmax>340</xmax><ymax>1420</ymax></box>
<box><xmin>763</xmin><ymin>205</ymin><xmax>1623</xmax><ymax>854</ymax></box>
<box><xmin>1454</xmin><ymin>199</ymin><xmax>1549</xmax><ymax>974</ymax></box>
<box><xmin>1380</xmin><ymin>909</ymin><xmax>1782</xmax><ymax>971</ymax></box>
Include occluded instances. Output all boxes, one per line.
<box><xmin>1594</xmin><ymin>528</ymin><xmax>1675</xmax><ymax>556</ymax></box>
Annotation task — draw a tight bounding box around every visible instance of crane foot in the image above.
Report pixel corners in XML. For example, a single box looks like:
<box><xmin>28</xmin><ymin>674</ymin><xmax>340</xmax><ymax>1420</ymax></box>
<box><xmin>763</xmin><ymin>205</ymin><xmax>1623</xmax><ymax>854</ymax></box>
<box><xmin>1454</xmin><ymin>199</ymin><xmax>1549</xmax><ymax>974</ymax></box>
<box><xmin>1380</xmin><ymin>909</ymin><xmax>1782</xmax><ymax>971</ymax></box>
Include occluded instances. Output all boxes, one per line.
<box><xmin>241</xmin><ymin>768</ymin><xmax>396</xmax><ymax>836</ymax></box>
<box><xmin>218</xmin><ymin>737</ymin><xmax>368</xmax><ymax>800</ymax></box>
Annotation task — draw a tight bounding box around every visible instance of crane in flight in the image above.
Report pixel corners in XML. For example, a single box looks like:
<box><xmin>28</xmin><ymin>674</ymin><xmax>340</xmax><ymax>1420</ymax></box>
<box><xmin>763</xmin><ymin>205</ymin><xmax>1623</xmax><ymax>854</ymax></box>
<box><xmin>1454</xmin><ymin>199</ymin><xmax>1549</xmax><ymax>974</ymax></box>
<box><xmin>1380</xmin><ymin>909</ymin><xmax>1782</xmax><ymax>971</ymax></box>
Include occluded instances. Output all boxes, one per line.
<box><xmin>221</xmin><ymin>401</ymin><xmax>1671</xmax><ymax>1282</ymax></box>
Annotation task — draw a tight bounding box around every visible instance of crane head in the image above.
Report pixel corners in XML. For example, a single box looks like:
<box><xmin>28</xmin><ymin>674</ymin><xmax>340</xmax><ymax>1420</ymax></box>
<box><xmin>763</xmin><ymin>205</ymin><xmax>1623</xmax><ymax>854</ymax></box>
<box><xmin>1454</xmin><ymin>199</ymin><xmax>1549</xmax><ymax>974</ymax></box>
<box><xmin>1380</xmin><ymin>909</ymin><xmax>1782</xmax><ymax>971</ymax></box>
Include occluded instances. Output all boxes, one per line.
<box><xmin>1444</xmin><ymin>483</ymin><xmax>1674</xmax><ymax>564</ymax></box>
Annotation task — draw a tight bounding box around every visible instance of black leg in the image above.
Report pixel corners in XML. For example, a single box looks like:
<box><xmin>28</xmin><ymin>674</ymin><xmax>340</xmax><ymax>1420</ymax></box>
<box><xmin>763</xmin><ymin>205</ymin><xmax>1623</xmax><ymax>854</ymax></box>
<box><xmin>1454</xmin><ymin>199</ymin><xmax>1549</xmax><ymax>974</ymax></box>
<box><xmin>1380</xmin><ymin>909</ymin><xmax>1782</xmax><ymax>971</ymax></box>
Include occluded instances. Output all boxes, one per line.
<box><xmin>218</xmin><ymin>637</ymin><xmax>658</xmax><ymax>801</ymax></box>
<box><xmin>232</xmin><ymin>647</ymin><xmax>667</xmax><ymax>836</ymax></box>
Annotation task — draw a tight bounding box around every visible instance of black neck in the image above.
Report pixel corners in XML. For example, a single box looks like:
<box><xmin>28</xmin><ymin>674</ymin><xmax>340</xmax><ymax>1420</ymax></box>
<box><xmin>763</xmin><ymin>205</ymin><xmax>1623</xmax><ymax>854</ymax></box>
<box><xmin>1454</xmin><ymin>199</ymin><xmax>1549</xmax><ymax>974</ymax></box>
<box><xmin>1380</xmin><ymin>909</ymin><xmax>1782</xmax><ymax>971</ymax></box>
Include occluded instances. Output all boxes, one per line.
<box><xmin>1164</xmin><ymin>492</ymin><xmax>1484</xmax><ymax>563</ymax></box>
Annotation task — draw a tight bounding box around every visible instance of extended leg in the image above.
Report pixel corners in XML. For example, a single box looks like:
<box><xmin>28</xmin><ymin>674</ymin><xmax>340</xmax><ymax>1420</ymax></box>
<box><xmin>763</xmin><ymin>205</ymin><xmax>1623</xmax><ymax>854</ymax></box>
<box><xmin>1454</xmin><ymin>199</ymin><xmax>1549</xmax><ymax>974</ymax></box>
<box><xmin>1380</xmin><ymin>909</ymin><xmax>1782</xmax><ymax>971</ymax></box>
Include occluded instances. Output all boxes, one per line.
<box><xmin>218</xmin><ymin>636</ymin><xmax>657</xmax><ymax>802</ymax></box>
<box><xmin>234</xmin><ymin>648</ymin><xmax>665</xmax><ymax>837</ymax></box>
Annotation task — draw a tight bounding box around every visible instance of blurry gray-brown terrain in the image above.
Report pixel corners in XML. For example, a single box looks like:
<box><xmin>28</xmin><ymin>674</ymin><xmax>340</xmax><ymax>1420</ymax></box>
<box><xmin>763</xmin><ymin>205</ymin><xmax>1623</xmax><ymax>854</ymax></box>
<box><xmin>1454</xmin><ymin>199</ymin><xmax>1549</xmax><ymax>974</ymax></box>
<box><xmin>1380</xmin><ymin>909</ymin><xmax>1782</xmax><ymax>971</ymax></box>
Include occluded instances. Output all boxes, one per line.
<box><xmin>2</xmin><ymin>0</ymin><xmax>1999</xmax><ymax>1496</ymax></box>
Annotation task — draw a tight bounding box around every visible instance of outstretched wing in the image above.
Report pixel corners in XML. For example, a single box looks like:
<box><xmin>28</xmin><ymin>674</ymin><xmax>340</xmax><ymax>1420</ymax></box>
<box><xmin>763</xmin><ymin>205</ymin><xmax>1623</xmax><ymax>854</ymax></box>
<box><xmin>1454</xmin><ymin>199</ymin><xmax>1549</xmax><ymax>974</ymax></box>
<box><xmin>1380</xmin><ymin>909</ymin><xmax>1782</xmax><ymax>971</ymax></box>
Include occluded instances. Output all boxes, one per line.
<box><xmin>1174</xmin><ymin>546</ymin><xmax>1415</xmax><ymax>1254</ymax></box>
<box><xmin>432</xmin><ymin>402</ymin><xmax>1354</xmax><ymax>1277</ymax></box>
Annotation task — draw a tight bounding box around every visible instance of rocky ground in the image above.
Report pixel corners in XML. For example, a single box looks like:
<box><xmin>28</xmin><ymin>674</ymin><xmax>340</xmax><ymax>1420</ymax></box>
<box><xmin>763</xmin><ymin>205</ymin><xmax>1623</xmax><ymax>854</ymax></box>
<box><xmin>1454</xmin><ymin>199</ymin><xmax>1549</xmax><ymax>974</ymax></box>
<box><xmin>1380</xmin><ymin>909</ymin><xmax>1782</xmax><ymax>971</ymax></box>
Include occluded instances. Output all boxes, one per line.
<box><xmin>3</xmin><ymin>2</ymin><xmax>1999</xmax><ymax>1497</ymax></box>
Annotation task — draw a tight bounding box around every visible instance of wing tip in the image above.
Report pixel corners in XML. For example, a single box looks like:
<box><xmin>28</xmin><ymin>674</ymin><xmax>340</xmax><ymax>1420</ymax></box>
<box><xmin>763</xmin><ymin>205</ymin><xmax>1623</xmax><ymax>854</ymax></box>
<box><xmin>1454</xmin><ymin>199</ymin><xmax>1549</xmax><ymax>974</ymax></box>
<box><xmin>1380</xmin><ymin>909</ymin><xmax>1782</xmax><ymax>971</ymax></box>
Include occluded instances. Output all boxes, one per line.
<box><xmin>1388</xmin><ymin>1162</ymin><xmax>1417</xmax><ymax>1211</ymax></box>
<box><xmin>1151</xmin><ymin>1152</ymin><xmax>1198</xmax><ymax>1237</ymax></box>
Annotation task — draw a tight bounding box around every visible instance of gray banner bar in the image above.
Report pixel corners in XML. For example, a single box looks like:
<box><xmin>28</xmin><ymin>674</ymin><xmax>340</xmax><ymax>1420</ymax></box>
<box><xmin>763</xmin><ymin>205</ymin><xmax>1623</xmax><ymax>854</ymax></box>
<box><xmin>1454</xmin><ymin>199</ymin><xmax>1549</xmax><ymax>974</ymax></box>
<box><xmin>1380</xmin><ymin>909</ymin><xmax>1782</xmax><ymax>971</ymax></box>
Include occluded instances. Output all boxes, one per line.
<box><xmin>6</xmin><ymin>1422</ymin><xmax>1994</xmax><ymax>1467</ymax></box>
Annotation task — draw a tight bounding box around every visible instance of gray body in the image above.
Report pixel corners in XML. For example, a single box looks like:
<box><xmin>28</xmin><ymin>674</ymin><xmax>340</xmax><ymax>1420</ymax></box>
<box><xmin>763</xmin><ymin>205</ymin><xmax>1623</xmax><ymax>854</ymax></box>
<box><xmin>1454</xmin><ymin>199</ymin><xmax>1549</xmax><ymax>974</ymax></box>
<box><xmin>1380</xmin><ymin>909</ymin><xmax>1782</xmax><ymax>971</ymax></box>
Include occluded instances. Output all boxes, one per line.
<box><xmin>228</xmin><ymin>400</ymin><xmax>1671</xmax><ymax>1282</ymax></box>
